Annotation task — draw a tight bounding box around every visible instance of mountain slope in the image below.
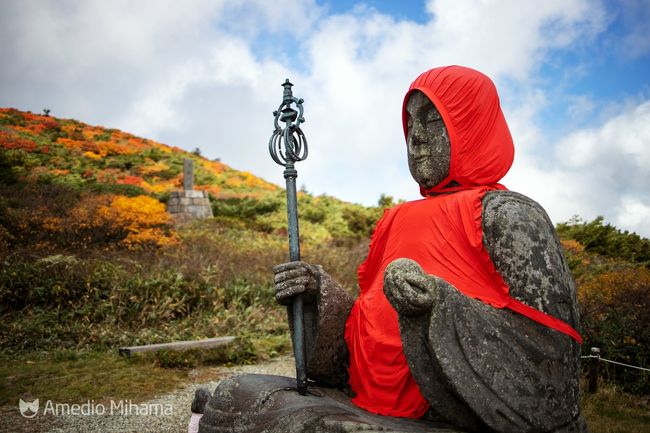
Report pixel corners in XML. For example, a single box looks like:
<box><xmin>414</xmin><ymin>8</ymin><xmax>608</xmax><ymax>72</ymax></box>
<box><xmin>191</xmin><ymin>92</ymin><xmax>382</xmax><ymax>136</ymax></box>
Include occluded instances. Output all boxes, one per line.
<box><xmin>0</xmin><ymin>107</ymin><xmax>278</xmax><ymax>198</ymax></box>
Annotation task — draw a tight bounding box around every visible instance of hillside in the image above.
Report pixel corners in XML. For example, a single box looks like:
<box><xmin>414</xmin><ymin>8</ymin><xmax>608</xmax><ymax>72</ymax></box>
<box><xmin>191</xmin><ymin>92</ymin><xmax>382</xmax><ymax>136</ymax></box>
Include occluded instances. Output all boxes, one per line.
<box><xmin>0</xmin><ymin>107</ymin><xmax>277</xmax><ymax>198</ymax></box>
<box><xmin>0</xmin><ymin>107</ymin><xmax>381</xmax><ymax>358</ymax></box>
<box><xmin>0</xmin><ymin>108</ymin><xmax>382</xmax><ymax>252</ymax></box>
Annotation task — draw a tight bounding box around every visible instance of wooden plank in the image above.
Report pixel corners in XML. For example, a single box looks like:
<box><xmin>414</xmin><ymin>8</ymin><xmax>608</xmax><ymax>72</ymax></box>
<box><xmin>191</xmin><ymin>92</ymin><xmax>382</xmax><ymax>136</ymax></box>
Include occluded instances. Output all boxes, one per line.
<box><xmin>119</xmin><ymin>336</ymin><xmax>236</xmax><ymax>356</ymax></box>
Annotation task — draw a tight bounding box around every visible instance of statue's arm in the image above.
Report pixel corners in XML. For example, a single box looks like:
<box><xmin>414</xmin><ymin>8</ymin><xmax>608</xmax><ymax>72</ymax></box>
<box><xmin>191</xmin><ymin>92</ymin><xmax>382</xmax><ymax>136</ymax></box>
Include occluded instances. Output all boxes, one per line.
<box><xmin>274</xmin><ymin>262</ymin><xmax>354</xmax><ymax>388</ymax></box>
<box><xmin>481</xmin><ymin>190</ymin><xmax>580</xmax><ymax>331</ymax></box>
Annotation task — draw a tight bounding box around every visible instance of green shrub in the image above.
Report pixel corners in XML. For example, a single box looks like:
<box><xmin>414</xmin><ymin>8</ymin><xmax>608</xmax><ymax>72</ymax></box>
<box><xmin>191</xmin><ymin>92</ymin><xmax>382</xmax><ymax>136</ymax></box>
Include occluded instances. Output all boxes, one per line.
<box><xmin>557</xmin><ymin>216</ymin><xmax>650</xmax><ymax>267</ymax></box>
<box><xmin>211</xmin><ymin>195</ymin><xmax>282</xmax><ymax>219</ymax></box>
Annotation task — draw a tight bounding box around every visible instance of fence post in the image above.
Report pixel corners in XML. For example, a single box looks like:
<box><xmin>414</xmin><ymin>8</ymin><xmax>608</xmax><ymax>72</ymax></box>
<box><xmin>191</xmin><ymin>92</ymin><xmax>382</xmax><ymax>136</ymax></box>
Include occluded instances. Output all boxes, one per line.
<box><xmin>588</xmin><ymin>347</ymin><xmax>600</xmax><ymax>393</ymax></box>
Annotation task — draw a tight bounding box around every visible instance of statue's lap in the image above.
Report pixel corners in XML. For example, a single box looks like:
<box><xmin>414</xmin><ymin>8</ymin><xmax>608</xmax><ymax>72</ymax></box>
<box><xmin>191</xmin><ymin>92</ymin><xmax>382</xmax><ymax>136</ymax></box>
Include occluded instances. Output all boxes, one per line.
<box><xmin>199</xmin><ymin>374</ymin><xmax>466</xmax><ymax>433</ymax></box>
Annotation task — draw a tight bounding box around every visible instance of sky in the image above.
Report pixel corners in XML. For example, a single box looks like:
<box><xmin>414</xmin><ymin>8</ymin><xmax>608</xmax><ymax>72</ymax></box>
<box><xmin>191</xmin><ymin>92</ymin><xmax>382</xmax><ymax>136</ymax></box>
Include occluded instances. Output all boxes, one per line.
<box><xmin>1</xmin><ymin>0</ymin><xmax>649</xmax><ymax>237</ymax></box>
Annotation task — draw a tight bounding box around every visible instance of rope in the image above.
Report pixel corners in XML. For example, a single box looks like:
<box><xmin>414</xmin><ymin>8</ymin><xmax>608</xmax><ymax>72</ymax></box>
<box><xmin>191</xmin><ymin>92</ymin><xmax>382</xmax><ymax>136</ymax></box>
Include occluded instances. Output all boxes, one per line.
<box><xmin>581</xmin><ymin>355</ymin><xmax>650</xmax><ymax>372</ymax></box>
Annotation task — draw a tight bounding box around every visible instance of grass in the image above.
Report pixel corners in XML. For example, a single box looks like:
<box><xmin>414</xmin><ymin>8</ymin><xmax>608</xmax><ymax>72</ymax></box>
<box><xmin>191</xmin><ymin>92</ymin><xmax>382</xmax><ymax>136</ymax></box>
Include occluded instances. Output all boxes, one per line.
<box><xmin>582</xmin><ymin>383</ymin><xmax>650</xmax><ymax>433</ymax></box>
<box><xmin>1</xmin><ymin>350</ymin><xmax>189</xmax><ymax>407</ymax></box>
<box><xmin>0</xmin><ymin>332</ymin><xmax>291</xmax><ymax>407</ymax></box>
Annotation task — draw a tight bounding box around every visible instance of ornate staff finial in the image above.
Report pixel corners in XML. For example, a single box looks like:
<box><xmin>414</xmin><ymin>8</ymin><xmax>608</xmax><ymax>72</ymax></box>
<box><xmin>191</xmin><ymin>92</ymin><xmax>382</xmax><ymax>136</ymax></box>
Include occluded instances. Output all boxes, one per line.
<box><xmin>269</xmin><ymin>79</ymin><xmax>308</xmax><ymax>167</ymax></box>
<box><xmin>268</xmin><ymin>79</ymin><xmax>308</xmax><ymax>396</ymax></box>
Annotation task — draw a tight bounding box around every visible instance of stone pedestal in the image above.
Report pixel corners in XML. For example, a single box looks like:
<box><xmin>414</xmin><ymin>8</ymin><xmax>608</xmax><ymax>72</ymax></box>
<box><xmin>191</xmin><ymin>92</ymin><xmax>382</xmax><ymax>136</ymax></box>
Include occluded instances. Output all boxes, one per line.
<box><xmin>167</xmin><ymin>190</ymin><xmax>213</xmax><ymax>223</ymax></box>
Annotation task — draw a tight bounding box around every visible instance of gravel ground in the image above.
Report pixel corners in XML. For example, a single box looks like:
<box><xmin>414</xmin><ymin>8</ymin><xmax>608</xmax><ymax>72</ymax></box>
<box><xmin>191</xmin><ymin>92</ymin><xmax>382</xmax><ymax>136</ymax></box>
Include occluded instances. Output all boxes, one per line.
<box><xmin>38</xmin><ymin>356</ymin><xmax>295</xmax><ymax>433</ymax></box>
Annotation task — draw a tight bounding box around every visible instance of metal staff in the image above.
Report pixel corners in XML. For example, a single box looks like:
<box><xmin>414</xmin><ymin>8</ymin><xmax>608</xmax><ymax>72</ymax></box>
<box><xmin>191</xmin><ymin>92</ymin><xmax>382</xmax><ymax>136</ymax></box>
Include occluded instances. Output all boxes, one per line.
<box><xmin>269</xmin><ymin>79</ymin><xmax>309</xmax><ymax>395</ymax></box>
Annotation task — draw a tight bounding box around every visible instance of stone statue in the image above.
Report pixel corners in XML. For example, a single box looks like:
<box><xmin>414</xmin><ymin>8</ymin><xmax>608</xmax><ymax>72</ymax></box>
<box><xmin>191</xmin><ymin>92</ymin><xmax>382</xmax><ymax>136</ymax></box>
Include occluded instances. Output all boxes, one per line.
<box><xmin>199</xmin><ymin>66</ymin><xmax>588</xmax><ymax>433</ymax></box>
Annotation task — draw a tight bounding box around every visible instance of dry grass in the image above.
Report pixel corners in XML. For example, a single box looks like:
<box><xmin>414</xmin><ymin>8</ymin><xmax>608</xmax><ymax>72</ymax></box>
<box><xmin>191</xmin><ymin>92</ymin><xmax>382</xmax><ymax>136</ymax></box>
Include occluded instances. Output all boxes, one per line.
<box><xmin>582</xmin><ymin>382</ymin><xmax>650</xmax><ymax>433</ymax></box>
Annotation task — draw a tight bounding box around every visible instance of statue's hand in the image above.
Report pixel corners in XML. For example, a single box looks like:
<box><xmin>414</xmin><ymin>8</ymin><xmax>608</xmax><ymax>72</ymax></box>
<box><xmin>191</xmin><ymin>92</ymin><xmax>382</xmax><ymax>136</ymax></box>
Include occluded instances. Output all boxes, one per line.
<box><xmin>384</xmin><ymin>258</ymin><xmax>437</xmax><ymax>316</ymax></box>
<box><xmin>273</xmin><ymin>261</ymin><xmax>321</xmax><ymax>306</ymax></box>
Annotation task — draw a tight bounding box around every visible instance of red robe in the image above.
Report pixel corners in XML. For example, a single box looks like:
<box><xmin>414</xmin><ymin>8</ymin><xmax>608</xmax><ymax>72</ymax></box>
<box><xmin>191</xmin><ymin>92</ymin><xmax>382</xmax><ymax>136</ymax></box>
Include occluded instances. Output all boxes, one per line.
<box><xmin>344</xmin><ymin>66</ymin><xmax>581</xmax><ymax>418</ymax></box>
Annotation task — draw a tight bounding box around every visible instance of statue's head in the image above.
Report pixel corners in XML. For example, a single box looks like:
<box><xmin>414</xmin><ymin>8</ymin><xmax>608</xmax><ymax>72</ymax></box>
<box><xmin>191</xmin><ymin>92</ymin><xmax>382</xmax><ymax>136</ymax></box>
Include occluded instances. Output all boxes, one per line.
<box><xmin>402</xmin><ymin>66</ymin><xmax>515</xmax><ymax>195</ymax></box>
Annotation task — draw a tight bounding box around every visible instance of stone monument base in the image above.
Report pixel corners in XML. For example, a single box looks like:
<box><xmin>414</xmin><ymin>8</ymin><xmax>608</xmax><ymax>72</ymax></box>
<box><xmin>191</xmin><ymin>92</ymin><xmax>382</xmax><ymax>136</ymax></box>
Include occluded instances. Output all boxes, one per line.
<box><xmin>199</xmin><ymin>374</ymin><xmax>465</xmax><ymax>433</ymax></box>
<box><xmin>167</xmin><ymin>190</ymin><xmax>213</xmax><ymax>223</ymax></box>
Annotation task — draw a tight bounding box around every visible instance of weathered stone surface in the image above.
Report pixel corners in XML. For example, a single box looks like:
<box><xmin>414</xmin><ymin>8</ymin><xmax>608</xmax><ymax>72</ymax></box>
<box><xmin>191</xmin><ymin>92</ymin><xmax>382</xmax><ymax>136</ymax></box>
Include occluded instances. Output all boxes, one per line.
<box><xmin>167</xmin><ymin>190</ymin><xmax>213</xmax><ymax>222</ymax></box>
<box><xmin>199</xmin><ymin>374</ymin><xmax>465</xmax><ymax>433</ymax></box>
<box><xmin>481</xmin><ymin>191</ymin><xmax>580</xmax><ymax>329</ymax></box>
<box><xmin>272</xmin><ymin>262</ymin><xmax>354</xmax><ymax>388</ymax></box>
<box><xmin>192</xmin><ymin>388</ymin><xmax>212</xmax><ymax>414</ymax></box>
<box><xmin>405</xmin><ymin>90</ymin><xmax>450</xmax><ymax>190</ymax></box>
<box><xmin>184</xmin><ymin>159</ymin><xmax>194</xmax><ymax>191</ymax></box>
<box><xmin>382</xmin><ymin>192</ymin><xmax>587</xmax><ymax>433</ymax></box>
<box><xmin>182</xmin><ymin>190</ymin><xmax>206</xmax><ymax>198</ymax></box>
<box><xmin>307</xmin><ymin>266</ymin><xmax>355</xmax><ymax>387</ymax></box>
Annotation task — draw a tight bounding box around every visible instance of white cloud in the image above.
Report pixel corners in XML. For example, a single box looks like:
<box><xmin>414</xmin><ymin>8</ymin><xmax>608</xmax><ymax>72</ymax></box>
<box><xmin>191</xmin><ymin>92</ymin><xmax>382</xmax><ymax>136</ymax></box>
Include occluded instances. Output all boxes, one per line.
<box><xmin>4</xmin><ymin>0</ymin><xmax>650</xmax><ymax>238</ymax></box>
<box><xmin>615</xmin><ymin>197</ymin><xmax>650</xmax><ymax>235</ymax></box>
<box><xmin>505</xmin><ymin>99</ymin><xmax>650</xmax><ymax>237</ymax></box>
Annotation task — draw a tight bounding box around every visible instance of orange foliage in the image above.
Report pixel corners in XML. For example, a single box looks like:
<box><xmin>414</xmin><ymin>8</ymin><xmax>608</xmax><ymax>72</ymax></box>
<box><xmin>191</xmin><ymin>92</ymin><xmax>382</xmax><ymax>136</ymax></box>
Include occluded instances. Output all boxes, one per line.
<box><xmin>57</xmin><ymin>137</ymin><xmax>85</xmax><ymax>150</ymax></box>
<box><xmin>200</xmin><ymin>159</ymin><xmax>226</xmax><ymax>174</ymax></box>
<box><xmin>117</xmin><ymin>175</ymin><xmax>145</xmax><ymax>186</ymax></box>
<box><xmin>200</xmin><ymin>185</ymin><xmax>222</xmax><ymax>197</ymax></box>
<box><xmin>560</xmin><ymin>239</ymin><xmax>584</xmax><ymax>253</ymax></box>
<box><xmin>98</xmin><ymin>195</ymin><xmax>178</xmax><ymax>248</ymax></box>
<box><xmin>25</xmin><ymin>117</ymin><xmax>59</xmax><ymax>134</ymax></box>
<box><xmin>0</xmin><ymin>131</ymin><xmax>37</xmax><ymax>152</ymax></box>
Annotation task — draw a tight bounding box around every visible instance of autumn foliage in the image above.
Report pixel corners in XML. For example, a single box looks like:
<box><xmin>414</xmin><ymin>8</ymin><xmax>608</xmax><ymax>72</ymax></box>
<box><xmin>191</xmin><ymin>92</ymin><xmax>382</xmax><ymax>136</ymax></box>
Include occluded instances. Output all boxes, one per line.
<box><xmin>0</xmin><ymin>107</ymin><xmax>278</xmax><ymax>198</ymax></box>
<box><xmin>561</xmin><ymin>232</ymin><xmax>650</xmax><ymax>394</ymax></box>
<box><xmin>0</xmin><ymin>184</ymin><xmax>177</xmax><ymax>253</ymax></box>
<box><xmin>98</xmin><ymin>195</ymin><xmax>178</xmax><ymax>248</ymax></box>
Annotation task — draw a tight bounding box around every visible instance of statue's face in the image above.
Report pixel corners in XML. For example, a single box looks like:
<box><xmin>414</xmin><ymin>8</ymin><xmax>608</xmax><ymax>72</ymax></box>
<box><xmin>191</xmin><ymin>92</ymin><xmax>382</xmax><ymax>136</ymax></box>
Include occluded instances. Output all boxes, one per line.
<box><xmin>405</xmin><ymin>90</ymin><xmax>450</xmax><ymax>189</ymax></box>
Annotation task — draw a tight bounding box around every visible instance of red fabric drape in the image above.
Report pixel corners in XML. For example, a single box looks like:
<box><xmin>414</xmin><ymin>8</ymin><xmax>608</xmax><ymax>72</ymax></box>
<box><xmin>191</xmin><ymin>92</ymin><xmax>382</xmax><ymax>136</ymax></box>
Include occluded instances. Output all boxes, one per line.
<box><xmin>343</xmin><ymin>66</ymin><xmax>581</xmax><ymax>418</ymax></box>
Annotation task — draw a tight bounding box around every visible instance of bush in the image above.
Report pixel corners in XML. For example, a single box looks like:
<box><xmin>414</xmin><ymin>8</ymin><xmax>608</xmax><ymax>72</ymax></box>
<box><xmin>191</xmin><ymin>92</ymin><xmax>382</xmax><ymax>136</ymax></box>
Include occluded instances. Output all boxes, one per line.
<box><xmin>211</xmin><ymin>195</ymin><xmax>282</xmax><ymax>219</ymax></box>
<box><xmin>557</xmin><ymin>216</ymin><xmax>650</xmax><ymax>267</ymax></box>
<box><xmin>0</xmin><ymin>184</ymin><xmax>176</xmax><ymax>251</ymax></box>
<box><xmin>578</xmin><ymin>267</ymin><xmax>650</xmax><ymax>394</ymax></box>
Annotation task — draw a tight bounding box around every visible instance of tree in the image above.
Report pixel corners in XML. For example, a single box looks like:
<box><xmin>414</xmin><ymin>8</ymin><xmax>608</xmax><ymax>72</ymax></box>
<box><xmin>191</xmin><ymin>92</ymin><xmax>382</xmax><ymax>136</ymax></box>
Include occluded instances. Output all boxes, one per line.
<box><xmin>378</xmin><ymin>193</ymin><xmax>394</xmax><ymax>209</ymax></box>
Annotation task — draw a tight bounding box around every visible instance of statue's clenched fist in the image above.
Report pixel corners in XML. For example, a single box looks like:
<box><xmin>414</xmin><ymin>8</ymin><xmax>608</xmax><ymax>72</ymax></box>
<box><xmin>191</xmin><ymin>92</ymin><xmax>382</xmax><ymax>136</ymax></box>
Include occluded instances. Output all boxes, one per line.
<box><xmin>273</xmin><ymin>261</ymin><xmax>321</xmax><ymax>306</ymax></box>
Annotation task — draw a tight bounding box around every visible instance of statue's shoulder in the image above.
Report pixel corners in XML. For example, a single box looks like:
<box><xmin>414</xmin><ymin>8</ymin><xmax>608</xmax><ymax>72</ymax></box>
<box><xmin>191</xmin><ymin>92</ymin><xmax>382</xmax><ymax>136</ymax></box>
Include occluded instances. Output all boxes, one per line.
<box><xmin>479</xmin><ymin>189</ymin><xmax>565</xmax><ymax>282</ymax></box>
<box><xmin>480</xmin><ymin>190</ymin><xmax>578</xmax><ymax>322</ymax></box>
<box><xmin>481</xmin><ymin>189</ymin><xmax>555</xmax><ymax>238</ymax></box>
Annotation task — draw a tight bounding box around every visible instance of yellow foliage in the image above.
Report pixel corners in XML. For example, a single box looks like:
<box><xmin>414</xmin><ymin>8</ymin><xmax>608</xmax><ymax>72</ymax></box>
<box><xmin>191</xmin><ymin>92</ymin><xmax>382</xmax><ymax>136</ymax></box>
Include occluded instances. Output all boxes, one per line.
<box><xmin>225</xmin><ymin>177</ymin><xmax>244</xmax><ymax>188</ymax></box>
<box><xmin>200</xmin><ymin>159</ymin><xmax>226</xmax><ymax>173</ymax></box>
<box><xmin>84</xmin><ymin>151</ymin><xmax>102</xmax><ymax>160</ymax></box>
<box><xmin>138</xmin><ymin>160</ymin><xmax>170</xmax><ymax>176</ymax></box>
<box><xmin>98</xmin><ymin>195</ymin><xmax>177</xmax><ymax>249</ymax></box>
<box><xmin>104</xmin><ymin>195</ymin><xmax>170</xmax><ymax>225</ymax></box>
<box><xmin>124</xmin><ymin>228</ymin><xmax>179</xmax><ymax>248</ymax></box>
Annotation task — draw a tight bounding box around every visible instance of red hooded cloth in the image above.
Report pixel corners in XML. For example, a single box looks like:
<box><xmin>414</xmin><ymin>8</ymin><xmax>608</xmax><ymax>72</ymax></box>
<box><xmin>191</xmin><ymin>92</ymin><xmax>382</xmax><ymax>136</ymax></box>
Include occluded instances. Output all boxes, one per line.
<box><xmin>344</xmin><ymin>66</ymin><xmax>581</xmax><ymax>419</ymax></box>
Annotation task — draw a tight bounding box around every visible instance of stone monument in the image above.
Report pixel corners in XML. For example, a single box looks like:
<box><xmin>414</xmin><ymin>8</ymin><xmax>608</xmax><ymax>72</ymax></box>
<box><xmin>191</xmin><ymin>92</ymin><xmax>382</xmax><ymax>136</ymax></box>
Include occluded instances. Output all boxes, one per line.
<box><xmin>167</xmin><ymin>159</ymin><xmax>213</xmax><ymax>223</ymax></box>
<box><xmin>198</xmin><ymin>67</ymin><xmax>588</xmax><ymax>433</ymax></box>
